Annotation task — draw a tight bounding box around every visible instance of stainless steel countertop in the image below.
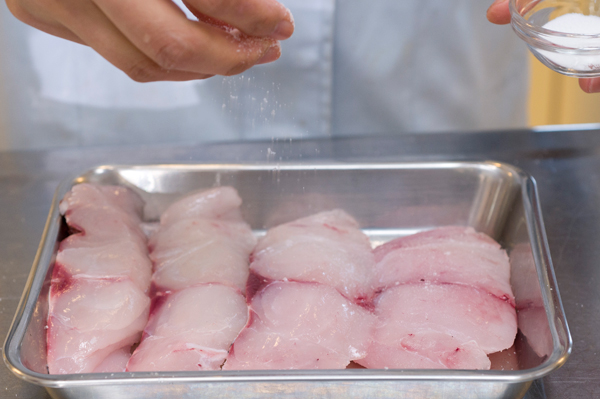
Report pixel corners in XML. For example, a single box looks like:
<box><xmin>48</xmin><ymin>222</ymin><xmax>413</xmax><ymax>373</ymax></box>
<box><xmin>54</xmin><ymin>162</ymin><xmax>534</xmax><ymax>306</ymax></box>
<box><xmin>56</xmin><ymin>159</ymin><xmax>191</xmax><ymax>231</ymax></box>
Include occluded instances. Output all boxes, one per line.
<box><xmin>1</xmin><ymin>129</ymin><xmax>598</xmax><ymax>398</ymax></box>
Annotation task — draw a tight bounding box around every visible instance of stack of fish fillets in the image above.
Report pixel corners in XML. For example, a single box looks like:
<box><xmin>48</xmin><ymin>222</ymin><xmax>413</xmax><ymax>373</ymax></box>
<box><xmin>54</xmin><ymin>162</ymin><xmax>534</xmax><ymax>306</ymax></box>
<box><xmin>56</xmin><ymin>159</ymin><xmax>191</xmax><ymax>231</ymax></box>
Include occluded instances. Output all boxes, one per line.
<box><xmin>357</xmin><ymin>226</ymin><xmax>518</xmax><ymax>369</ymax></box>
<box><xmin>126</xmin><ymin>187</ymin><xmax>256</xmax><ymax>371</ymax></box>
<box><xmin>47</xmin><ymin>183</ymin><xmax>518</xmax><ymax>373</ymax></box>
<box><xmin>224</xmin><ymin>209</ymin><xmax>377</xmax><ymax>370</ymax></box>
<box><xmin>47</xmin><ymin>184</ymin><xmax>152</xmax><ymax>374</ymax></box>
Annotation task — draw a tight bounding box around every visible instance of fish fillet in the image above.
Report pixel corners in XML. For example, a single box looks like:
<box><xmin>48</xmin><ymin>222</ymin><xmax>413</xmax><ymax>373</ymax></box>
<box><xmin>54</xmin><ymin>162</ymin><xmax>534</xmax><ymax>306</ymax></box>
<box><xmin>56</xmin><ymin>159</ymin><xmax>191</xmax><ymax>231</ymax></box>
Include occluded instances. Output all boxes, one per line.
<box><xmin>249</xmin><ymin>210</ymin><xmax>375</xmax><ymax>300</ymax></box>
<box><xmin>224</xmin><ymin>282</ymin><xmax>376</xmax><ymax>370</ymax></box>
<box><xmin>47</xmin><ymin>184</ymin><xmax>151</xmax><ymax>374</ymax></box>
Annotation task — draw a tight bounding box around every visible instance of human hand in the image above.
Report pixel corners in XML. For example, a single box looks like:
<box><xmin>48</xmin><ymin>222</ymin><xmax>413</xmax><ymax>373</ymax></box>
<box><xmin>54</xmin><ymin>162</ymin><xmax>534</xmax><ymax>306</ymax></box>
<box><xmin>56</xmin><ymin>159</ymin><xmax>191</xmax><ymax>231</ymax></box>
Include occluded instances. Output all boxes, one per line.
<box><xmin>6</xmin><ymin>0</ymin><xmax>294</xmax><ymax>82</ymax></box>
<box><xmin>487</xmin><ymin>0</ymin><xmax>600</xmax><ymax>93</ymax></box>
<box><xmin>487</xmin><ymin>0</ymin><xmax>511</xmax><ymax>25</ymax></box>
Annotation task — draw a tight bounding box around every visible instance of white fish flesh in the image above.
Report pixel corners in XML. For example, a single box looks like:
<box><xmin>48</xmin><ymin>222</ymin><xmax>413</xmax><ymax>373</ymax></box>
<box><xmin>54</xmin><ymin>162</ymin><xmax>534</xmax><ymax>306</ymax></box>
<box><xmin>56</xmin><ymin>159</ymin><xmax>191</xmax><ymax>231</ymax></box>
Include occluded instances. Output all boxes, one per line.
<box><xmin>47</xmin><ymin>184</ymin><xmax>151</xmax><ymax>374</ymax></box>
<box><xmin>223</xmin><ymin>281</ymin><xmax>376</xmax><ymax>370</ymax></box>
<box><xmin>510</xmin><ymin>243</ymin><xmax>553</xmax><ymax>358</ymax></box>
<box><xmin>249</xmin><ymin>210</ymin><xmax>375</xmax><ymax>301</ymax></box>
<box><xmin>159</xmin><ymin>186</ymin><xmax>245</xmax><ymax>226</ymax></box>
<box><xmin>47</xmin><ymin>276</ymin><xmax>150</xmax><ymax>373</ymax></box>
<box><xmin>149</xmin><ymin>187</ymin><xmax>256</xmax><ymax>294</ymax></box>
<box><xmin>127</xmin><ymin>284</ymin><xmax>248</xmax><ymax>371</ymax></box>
<box><xmin>362</xmin><ymin>227</ymin><xmax>517</xmax><ymax>370</ymax></box>
<box><xmin>373</xmin><ymin>226</ymin><xmax>500</xmax><ymax>258</ymax></box>
<box><xmin>59</xmin><ymin>183</ymin><xmax>146</xmax><ymax>247</ymax></box>
<box><xmin>128</xmin><ymin>187</ymin><xmax>253</xmax><ymax>371</ymax></box>
<box><xmin>150</xmin><ymin>218</ymin><xmax>255</xmax><ymax>293</ymax></box>
<box><xmin>57</xmin><ymin>236</ymin><xmax>152</xmax><ymax>292</ymax></box>
<box><xmin>358</xmin><ymin>283</ymin><xmax>517</xmax><ymax>370</ymax></box>
<box><xmin>373</xmin><ymin>226</ymin><xmax>514</xmax><ymax>306</ymax></box>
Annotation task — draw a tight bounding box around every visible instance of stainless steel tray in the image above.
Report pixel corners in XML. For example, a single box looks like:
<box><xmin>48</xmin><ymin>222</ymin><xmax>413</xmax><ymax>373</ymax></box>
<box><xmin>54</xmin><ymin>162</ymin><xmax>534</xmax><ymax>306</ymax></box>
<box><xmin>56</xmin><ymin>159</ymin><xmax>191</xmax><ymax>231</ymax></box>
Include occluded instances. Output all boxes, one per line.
<box><xmin>3</xmin><ymin>162</ymin><xmax>571</xmax><ymax>399</ymax></box>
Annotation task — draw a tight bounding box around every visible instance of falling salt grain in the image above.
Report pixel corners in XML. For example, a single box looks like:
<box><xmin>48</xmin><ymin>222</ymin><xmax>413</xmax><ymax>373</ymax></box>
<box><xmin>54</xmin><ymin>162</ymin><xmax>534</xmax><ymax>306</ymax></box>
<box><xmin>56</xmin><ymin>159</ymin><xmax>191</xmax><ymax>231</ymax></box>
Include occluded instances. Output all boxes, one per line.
<box><xmin>540</xmin><ymin>13</ymin><xmax>600</xmax><ymax>70</ymax></box>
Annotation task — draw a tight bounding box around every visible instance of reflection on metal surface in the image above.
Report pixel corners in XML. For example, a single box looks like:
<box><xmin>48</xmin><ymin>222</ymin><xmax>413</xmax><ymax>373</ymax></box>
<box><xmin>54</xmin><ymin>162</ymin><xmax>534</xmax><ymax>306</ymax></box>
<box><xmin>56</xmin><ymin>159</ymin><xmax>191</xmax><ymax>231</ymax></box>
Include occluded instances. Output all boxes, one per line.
<box><xmin>3</xmin><ymin>162</ymin><xmax>571</xmax><ymax>399</ymax></box>
<box><xmin>468</xmin><ymin>169</ymin><xmax>519</xmax><ymax>239</ymax></box>
<box><xmin>533</xmin><ymin>123</ymin><xmax>600</xmax><ymax>132</ymax></box>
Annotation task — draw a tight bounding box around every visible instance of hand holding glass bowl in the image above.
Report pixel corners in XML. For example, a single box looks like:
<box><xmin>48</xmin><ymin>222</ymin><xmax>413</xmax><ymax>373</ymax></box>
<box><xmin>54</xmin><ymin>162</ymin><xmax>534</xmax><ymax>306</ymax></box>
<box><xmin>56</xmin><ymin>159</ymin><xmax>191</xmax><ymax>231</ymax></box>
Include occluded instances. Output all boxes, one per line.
<box><xmin>498</xmin><ymin>0</ymin><xmax>600</xmax><ymax>92</ymax></box>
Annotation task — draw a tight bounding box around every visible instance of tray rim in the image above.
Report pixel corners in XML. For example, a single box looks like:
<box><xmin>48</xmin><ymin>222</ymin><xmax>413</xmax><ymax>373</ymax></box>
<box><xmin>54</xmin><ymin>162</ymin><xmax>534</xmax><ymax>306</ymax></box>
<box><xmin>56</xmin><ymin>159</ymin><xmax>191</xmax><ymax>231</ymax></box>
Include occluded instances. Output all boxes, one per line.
<box><xmin>3</xmin><ymin>161</ymin><xmax>572</xmax><ymax>388</ymax></box>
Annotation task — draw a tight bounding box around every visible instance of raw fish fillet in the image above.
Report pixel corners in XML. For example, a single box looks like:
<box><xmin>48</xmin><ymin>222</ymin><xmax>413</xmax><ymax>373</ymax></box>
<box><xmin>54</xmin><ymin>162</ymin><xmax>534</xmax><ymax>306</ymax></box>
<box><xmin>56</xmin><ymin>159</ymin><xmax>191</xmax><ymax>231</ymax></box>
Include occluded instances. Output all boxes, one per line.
<box><xmin>128</xmin><ymin>187</ymin><xmax>254</xmax><ymax>371</ymax></box>
<box><xmin>57</xmin><ymin>235</ymin><xmax>152</xmax><ymax>292</ymax></box>
<box><xmin>127</xmin><ymin>284</ymin><xmax>248</xmax><ymax>371</ymax></box>
<box><xmin>223</xmin><ymin>282</ymin><xmax>376</xmax><ymax>370</ymax></box>
<box><xmin>47</xmin><ymin>184</ymin><xmax>151</xmax><ymax>374</ymax></box>
<box><xmin>160</xmin><ymin>186</ymin><xmax>245</xmax><ymax>226</ymax></box>
<box><xmin>357</xmin><ymin>283</ymin><xmax>517</xmax><ymax>370</ymax></box>
<box><xmin>150</xmin><ymin>218</ymin><xmax>255</xmax><ymax>292</ymax></box>
<box><xmin>510</xmin><ymin>243</ymin><xmax>553</xmax><ymax>358</ymax></box>
<box><xmin>149</xmin><ymin>187</ymin><xmax>256</xmax><ymax>293</ymax></box>
<box><xmin>516</xmin><ymin>306</ymin><xmax>553</xmax><ymax>359</ymax></box>
<box><xmin>249</xmin><ymin>210</ymin><xmax>375</xmax><ymax>300</ymax></box>
<box><xmin>59</xmin><ymin>184</ymin><xmax>146</xmax><ymax>247</ymax></box>
<box><xmin>373</xmin><ymin>226</ymin><xmax>499</xmax><ymax>262</ymax></box>
<box><xmin>59</xmin><ymin>184</ymin><xmax>145</xmax><ymax>221</ymax></box>
<box><xmin>47</xmin><ymin>276</ymin><xmax>150</xmax><ymax>374</ymax></box>
<box><xmin>373</xmin><ymin>238</ymin><xmax>514</xmax><ymax>306</ymax></box>
<box><xmin>358</xmin><ymin>333</ymin><xmax>491</xmax><ymax>370</ymax></box>
<box><xmin>93</xmin><ymin>347</ymin><xmax>132</xmax><ymax>373</ymax></box>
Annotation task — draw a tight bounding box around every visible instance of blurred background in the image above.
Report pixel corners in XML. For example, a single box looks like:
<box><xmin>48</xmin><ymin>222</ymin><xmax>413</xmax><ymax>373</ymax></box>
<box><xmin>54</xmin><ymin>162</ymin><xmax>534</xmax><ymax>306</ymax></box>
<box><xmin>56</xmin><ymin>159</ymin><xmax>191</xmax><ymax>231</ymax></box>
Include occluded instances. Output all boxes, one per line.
<box><xmin>530</xmin><ymin>55</ymin><xmax>600</xmax><ymax>126</ymax></box>
<box><xmin>0</xmin><ymin>54</ymin><xmax>598</xmax><ymax>147</ymax></box>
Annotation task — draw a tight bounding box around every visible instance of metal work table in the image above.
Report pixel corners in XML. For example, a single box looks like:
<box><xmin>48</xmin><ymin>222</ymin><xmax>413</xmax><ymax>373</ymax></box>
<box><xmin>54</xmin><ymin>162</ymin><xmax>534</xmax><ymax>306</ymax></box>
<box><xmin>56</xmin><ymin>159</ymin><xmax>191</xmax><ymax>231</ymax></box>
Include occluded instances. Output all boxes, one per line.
<box><xmin>1</xmin><ymin>128</ymin><xmax>598</xmax><ymax>398</ymax></box>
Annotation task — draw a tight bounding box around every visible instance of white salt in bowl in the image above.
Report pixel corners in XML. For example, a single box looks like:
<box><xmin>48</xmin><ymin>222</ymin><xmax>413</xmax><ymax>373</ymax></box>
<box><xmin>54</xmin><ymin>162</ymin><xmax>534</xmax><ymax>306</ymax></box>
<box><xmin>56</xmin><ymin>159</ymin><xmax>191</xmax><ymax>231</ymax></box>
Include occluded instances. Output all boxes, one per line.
<box><xmin>511</xmin><ymin>0</ymin><xmax>600</xmax><ymax>77</ymax></box>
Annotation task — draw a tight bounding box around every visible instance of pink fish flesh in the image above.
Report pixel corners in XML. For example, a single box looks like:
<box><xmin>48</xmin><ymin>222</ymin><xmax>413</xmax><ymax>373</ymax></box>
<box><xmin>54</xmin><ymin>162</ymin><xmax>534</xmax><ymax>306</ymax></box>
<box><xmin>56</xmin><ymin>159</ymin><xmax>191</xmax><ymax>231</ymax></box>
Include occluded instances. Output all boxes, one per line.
<box><xmin>373</xmin><ymin>226</ymin><xmax>500</xmax><ymax>262</ymax></box>
<box><xmin>59</xmin><ymin>184</ymin><xmax>146</xmax><ymax>246</ymax></box>
<box><xmin>357</xmin><ymin>283</ymin><xmax>517</xmax><ymax>370</ymax></box>
<box><xmin>57</xmin><ymin>235</ymin><xmax>152</xmax><ymax>292</ymax></box>
<box><xmin>93</xmin><ymin>346</ymin><xmax>132</xmax><ymax>373</ymax></box>
<box><xmin>127</xmin><ymin>284</ymin><xmax>248</xmax><ymax>371</ymax></box>
<box><xmin>249</xmin><ymin>210</ymin><xmax>375</xmax><ymax>301</ymax></box>
<box><xmin>47</xmin><ymin>184</ymin><xmax>151</xmax><ymax>374</ymax></box>
<box><xmin>47</xmin><ymin>275</ymin><xmax>150</xmax><ymax>374</ymax></box>
<box><xmin>149</xmin><ymin>187</ymin><xmax>256</xmax><ymax>294</ymax></box>
<box><xmin>127</xmin><ymin>187</ymin><xmax>253</xmax><ymax>371</ymax></box>
<box><xmin>223</xmin><ymin>281</ymin><xmax>376</xmax><ymax>370</ymax></box>
<box><xmin>159</xmin><ymin>186</ymin><xmax>245</xmax><ymax>226</ymax></box>
<box><xmin>150</xmin><ymin>218</ymin><xmax>255</xmax><ymax>293</ymax></box>
<box><xmin>510</xmin><ymin>243</ymin><xmax>552</xmax><ymax>358</ymax></box>
<box><xmin>372</xmin><ymin>240</ymin><xmax>514</xmax><ymax>306</ymax></box>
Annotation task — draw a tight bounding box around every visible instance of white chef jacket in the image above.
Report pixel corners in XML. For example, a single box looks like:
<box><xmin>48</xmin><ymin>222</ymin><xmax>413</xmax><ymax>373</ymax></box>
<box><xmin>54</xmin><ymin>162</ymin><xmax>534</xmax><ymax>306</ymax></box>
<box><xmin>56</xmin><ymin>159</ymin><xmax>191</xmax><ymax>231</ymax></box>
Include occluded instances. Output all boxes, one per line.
<box><xmin>0</xmin><ymin>0</ymin><xmax>528</xmax><ymax>150</ymax></box>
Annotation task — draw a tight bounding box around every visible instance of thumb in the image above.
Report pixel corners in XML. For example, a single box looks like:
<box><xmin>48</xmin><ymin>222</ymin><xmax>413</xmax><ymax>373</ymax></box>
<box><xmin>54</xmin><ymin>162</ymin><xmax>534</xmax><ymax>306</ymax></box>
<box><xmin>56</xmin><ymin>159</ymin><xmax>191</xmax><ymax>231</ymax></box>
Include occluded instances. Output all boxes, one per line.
<box><xmin>579</xmin><ymin>78</ymin><xmax>600</xmax><ymax>93</ymax></box>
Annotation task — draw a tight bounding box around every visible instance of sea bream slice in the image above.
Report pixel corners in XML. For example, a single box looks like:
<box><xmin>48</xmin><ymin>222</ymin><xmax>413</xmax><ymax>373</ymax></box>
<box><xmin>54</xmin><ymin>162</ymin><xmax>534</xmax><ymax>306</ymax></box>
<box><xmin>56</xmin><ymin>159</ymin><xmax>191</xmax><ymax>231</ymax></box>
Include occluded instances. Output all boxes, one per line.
<box><xmin>159</xmin><ymin>186</ymin><xmax>246</xmax><ymax>226</ymax></box>
<box><xmin>148</xmin><ymin>187</ymin><xmax>256</xmax><ymax>293</ymax></box>
<box><xmin>150</xmin><ymin>218</ymin><xmax>255</xmax><ymax>293</ymax></box>
<box><xmin>357</xmin><ymin>283</ymin><xmax>517</xmax><ymax>370</ymax></box>
<box><xmin>47</xmin><ymin>274</ymin><xmax>150</xmax><ymax>374</ymax></box>
<box><xmin>126</xmin><ymin>284</ymin><xmax>248</xmax><ymax>371</ymax></box>
<box><xmin>93</xmin><ymin>346</ymin><xmax>132</xmax><ymax>373</ymax></box>
<box><xmin>47</xmin><ymin>184</ymin><xmax>152</xmax><ymax>374</ymax></box>
<box><xmin>59</xmin><ymin>183</ymin><xmax>147</xmax><ymax>248</ymax></box>
<box><xmin>372</xmin><ymin>227</ymin><xmax>514</xmax><ymax>306</ymax></box>
<box><xmin>59</xmin><ymin>183</ymin><xmax>145</xmax><ymax>221</ymax></box>
<box><xmin>510</xmin><ymin>243</ymin><xmax>553</xmax><ymax>358</ymax></box>
<box><xmin>56</xmin><ymin>235</ymin><xmax>152</xmax><ymax>292</ymax></box>
<box><xmin>223</xmin><ymin>281</ymin><xmax>376</xmax><ymax>370</ymax></box>
<box><xmin>249</xmin><ymin>210</ymin><xmax>375</xmax><ymax>301</ymax></box>
<box><xmin>373</xmin><ymin>226</ymin><xmax>500</xmax><ymax>259</ymax></box>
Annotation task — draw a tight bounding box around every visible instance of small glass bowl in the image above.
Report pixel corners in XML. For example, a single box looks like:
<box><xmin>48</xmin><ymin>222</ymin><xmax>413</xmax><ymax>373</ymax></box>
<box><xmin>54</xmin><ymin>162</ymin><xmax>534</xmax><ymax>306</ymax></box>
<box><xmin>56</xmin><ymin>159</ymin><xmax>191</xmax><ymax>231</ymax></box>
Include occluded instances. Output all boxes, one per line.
<box><xmin>511</xmin><ymin>0</ymin><xmax>600</xmax><ymax>77</ymax></box>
